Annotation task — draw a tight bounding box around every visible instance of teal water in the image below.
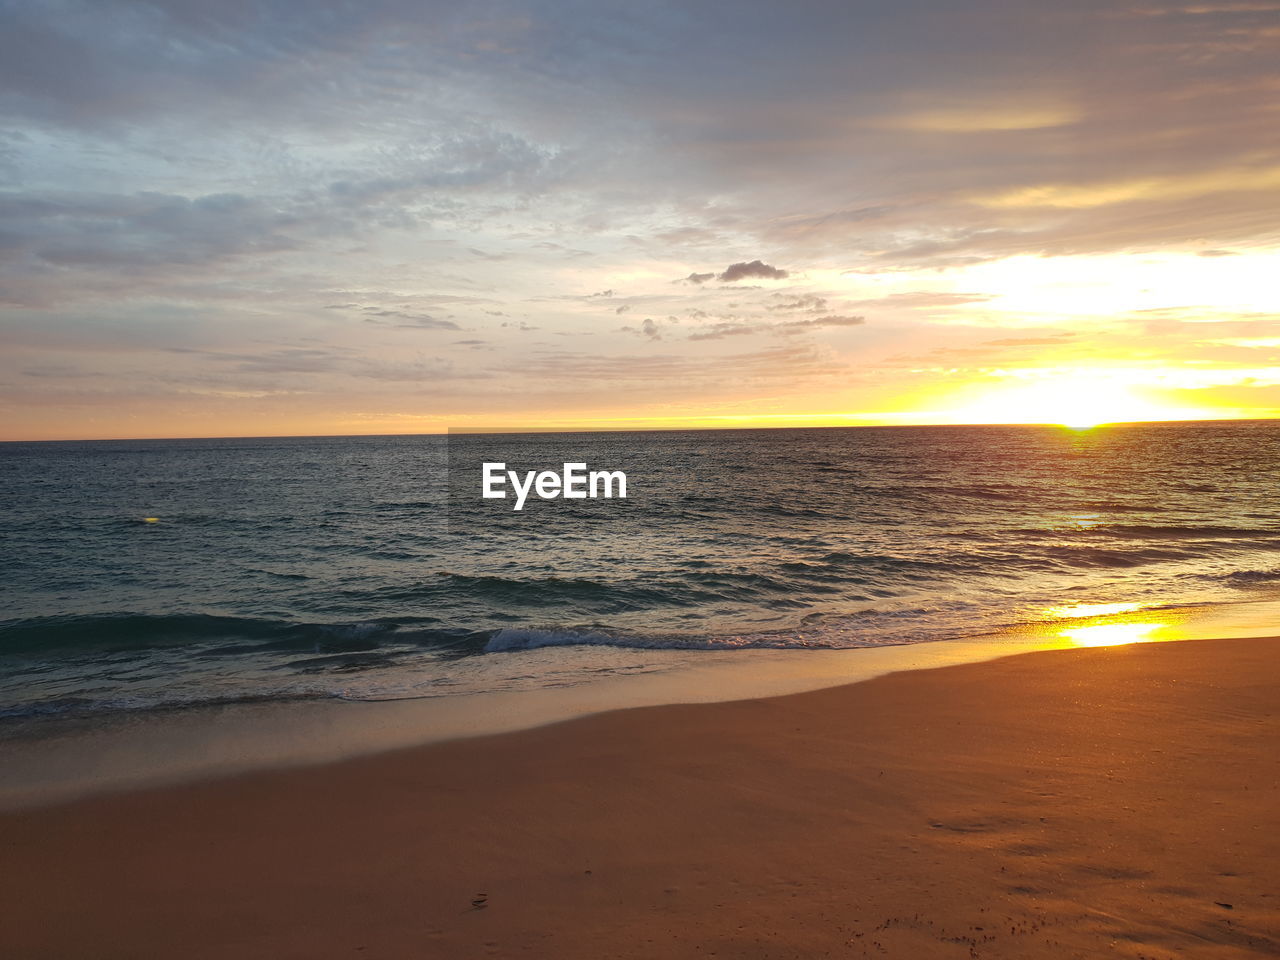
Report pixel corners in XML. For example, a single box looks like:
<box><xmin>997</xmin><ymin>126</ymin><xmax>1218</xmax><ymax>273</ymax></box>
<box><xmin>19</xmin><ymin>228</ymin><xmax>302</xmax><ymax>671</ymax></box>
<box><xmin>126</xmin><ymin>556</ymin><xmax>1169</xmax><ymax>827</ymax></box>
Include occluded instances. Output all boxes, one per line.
<box><xmin>3</xmin><ymin>422</ymin><xmax>1279</xmax><ymax>720</ymax></box>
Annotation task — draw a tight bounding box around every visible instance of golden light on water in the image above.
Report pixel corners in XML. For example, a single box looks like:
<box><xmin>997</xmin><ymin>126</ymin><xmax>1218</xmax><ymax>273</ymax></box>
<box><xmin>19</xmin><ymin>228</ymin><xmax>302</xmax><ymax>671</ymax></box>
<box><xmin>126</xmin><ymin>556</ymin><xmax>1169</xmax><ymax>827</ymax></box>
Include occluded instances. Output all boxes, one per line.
<box><xmin>1044</xmin><ymin>602</ymin><xmax>1145</xmax><ymax>619</ymax></box>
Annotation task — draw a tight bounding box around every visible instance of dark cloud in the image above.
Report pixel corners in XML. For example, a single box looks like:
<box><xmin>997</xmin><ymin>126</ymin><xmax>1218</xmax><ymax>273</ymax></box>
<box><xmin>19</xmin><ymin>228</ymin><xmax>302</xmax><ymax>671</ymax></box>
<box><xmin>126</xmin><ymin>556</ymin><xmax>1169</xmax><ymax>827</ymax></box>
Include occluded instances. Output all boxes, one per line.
<box><xmin>718</xmin><ymin>260</ymin><xmax>789</xmax><ymax>282</ymax></box>
<box><xmin>0</xmin><ymin>190</ymin><xmax>301</xmax><ymax>305</ymax></box>
<box><xmin>6</xmin><ymin>2</ymin><xmax>1278</xmax><ymax>263</ymax></box>
<box><xmin>679</xmin><ymin>261</ymin><xmax>790</xmax><ymax>285</ymax></box>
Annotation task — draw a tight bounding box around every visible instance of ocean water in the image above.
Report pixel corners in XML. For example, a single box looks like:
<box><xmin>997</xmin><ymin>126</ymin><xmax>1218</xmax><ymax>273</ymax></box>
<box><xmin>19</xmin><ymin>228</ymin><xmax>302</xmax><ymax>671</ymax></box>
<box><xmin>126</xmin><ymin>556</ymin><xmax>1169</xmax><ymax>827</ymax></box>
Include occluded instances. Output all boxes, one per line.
<box><xmin>3</xmin><ymin>422</ymin><xmax>1280</xmax><ymax>722</ymax></box>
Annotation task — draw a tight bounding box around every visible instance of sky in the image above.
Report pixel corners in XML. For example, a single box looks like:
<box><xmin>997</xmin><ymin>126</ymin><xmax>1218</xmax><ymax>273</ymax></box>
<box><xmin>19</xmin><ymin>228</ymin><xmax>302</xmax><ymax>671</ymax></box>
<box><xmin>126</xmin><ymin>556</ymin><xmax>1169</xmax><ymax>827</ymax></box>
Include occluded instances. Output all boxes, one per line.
<box><xmin>2</xmin><ymin>0</ymin><xmax>1280</xmax><ymax>440</ymax></box>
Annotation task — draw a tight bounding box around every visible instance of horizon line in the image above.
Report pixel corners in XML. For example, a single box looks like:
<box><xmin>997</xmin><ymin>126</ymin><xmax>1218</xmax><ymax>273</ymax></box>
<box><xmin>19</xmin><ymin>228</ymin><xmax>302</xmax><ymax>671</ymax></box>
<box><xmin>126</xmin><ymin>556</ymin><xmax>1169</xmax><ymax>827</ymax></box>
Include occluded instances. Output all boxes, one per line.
<box><xmin>3</xmin><ymin>414</ymin><xmax>1278</xmax><ymax>444</ymax></box>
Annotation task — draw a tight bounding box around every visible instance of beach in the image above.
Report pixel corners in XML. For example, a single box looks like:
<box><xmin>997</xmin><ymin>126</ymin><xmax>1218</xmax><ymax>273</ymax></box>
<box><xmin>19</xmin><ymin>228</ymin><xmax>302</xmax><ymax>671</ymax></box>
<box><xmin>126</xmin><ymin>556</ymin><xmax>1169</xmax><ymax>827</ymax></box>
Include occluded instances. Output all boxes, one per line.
<box><xmin>2</xmin><ymin>635</ymin><xmax>1276</xmax><ymax>959</ymax></box>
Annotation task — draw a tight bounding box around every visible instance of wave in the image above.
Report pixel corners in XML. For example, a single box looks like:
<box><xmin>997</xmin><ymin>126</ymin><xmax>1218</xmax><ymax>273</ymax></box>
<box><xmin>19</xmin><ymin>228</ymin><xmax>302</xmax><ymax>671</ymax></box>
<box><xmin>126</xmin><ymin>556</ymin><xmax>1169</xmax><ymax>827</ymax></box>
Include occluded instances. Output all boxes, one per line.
<box><xmin>1217</xmin><ymin>568</ymin><xmax>1280</xmax><ymax>584</ymax></box>
<box><xmin>0</xmin><ymin>613</ymin><xmax>400</xmax><ymax>657</ymax></box>
<box><xmin>484</xmin><ymin>625</ymin><xmax>882</xmax><ymax>654</ymax></box>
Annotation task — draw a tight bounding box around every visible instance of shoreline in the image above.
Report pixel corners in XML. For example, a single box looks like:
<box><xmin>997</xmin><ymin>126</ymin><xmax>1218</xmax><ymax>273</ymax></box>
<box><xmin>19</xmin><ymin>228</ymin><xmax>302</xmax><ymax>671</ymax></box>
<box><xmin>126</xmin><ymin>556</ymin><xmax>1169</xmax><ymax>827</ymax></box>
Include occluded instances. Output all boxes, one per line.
<box><xmin>2</xmin><ymin>634</ymin><xmax>1278</xmax><ymax>957</ymax></box>
<box><xmin>6</xmin><ymin>596</ymin><xmax>1280</xmax><ymax>810</ymax></box>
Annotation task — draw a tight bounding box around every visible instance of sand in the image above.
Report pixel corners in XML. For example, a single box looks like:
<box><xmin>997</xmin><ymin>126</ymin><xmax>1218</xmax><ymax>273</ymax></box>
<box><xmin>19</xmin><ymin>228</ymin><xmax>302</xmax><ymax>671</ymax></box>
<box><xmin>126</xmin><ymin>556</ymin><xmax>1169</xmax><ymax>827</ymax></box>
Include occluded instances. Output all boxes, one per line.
<box><xmin>1</xmin><ymin>636</ymin><xmax>1278</xmax><ymax>959</ymax></box>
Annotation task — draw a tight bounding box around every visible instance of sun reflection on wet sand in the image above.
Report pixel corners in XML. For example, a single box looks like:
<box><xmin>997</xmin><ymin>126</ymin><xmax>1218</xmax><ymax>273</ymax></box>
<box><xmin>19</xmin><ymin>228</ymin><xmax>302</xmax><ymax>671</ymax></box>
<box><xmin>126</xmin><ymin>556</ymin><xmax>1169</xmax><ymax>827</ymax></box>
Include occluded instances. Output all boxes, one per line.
<box><xmin>1037</xmin><ymin>601</ymin><xmax>1191</xmax><ymax>649</ymax></box>
<box><xmin>1005</xmin><ymin>597</ymin><xmax>1280</xmax><ymax>656</ymax></box>
<box><xmin>1059</xmin><ymin>621</ymin><xmax>1164</xmax><ymax>648</ymax></box>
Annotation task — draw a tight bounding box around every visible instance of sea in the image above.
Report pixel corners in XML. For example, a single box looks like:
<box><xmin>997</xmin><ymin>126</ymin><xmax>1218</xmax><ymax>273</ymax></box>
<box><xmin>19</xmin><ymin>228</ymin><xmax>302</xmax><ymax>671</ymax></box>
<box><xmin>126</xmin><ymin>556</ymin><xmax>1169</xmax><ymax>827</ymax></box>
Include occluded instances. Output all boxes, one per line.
<box><xmin>3</xmin><ymin>422</ymin><xmax>1280</xmax><ymax>726</ymax></box>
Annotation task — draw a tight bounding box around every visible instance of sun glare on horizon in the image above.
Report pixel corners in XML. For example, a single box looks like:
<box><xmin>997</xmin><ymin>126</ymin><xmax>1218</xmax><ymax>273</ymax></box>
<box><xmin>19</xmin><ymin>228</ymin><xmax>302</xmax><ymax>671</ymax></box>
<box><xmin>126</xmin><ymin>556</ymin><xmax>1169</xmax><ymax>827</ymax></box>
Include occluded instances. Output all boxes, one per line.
<box><xmin>941</xmin><ymin>375</ymin><xmax>1214</xmax><ymax>429</ymax></box>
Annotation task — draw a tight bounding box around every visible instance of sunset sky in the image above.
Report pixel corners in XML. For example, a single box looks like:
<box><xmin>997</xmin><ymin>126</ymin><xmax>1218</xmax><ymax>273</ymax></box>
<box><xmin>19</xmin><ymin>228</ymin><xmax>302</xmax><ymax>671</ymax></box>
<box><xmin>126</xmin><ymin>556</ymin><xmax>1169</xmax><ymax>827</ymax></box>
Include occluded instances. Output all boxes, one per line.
<box><xmin>3</xmin><ymin>0</ymin><xmax>1280</xmax><ymax>439</ymax></box>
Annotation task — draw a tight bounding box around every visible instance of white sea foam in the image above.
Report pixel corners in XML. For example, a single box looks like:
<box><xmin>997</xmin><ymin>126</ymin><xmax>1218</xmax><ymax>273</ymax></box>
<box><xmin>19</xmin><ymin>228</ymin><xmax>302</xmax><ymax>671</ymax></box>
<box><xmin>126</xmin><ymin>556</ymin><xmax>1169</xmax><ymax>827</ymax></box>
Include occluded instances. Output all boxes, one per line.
<box><xmin>484</xmin><ymin>627</ymin><xmax>623</xmax><ymax>652</ymax></box>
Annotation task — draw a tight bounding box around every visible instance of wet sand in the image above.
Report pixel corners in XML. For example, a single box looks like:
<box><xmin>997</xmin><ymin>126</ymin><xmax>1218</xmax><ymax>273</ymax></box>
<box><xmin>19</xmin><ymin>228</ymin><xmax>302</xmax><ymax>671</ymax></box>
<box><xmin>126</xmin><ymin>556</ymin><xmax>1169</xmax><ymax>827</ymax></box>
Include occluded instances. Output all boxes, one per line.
<box><xmin>2</xmin><ymin>636</ymin><xmax>1278</xmax><ymax>958</ymax></box>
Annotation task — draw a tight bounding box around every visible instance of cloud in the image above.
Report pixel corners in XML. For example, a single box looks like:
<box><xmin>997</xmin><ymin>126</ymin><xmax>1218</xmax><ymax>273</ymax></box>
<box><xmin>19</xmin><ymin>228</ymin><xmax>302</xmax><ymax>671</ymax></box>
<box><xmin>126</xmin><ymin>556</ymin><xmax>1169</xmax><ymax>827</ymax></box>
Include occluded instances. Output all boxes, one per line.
<box><xmin>769</xmin><ymin>293</ymin><xmax>827</xmax><ymax>312</ymax></box>
<box><xmin>508</xmin><ymin>341</ymin><xmax>840</xmax><ymax>385</ymax></box>
<box><xmin>687</xmin><ymin>322</ymin><xmax>756</xmax><ymax>341</ymax></box>
<box><xmin>619</xmin><ymin>317</ymin><xmax>665</xmax><ymax>340</ymax></box>
<box><xmin>687</xmin><ymin>314</ymin><xmax>865</xmax><ymax>340</ymax></box>
<box><xmin>779</xmin><ymin>314</ymin><xmax>866</xmax><ymax>332</ymax></box>
<box><xmin>329</xmin><ymin>303</ymin><xmax>469</xmax><ymax>331</ymax></box>
<box><xmin>718</xmin><ymin>260</ymin><xmax>789</xmax><ymax>282</ymax></box>
<box><xmin>165</xmin><ymin>344</ymin><xmax>488</xmax><ymax>384</ymax></box>
<box><xmin>0</xmin><ymin>190</ymin><xmax>303</xmax><ymax>304</ymax></box>
<box><xmin>326</xmin><ymin>126</ymin><xmax>561</xmax><ymax>205</ymax></box>
<box><xmin>677</xmin><ymin>261</ymin><xmax>791</xmax><ymax>286</ymax></box>
<box><xmin>971</xmin><ymin>164</ymin><xmax>1280</xmax><ymax>210</ymax></box>
<box><xmin>361</xmin><ymin>310</ymin><xmax>462</xmax><ymax>331</ymax></box>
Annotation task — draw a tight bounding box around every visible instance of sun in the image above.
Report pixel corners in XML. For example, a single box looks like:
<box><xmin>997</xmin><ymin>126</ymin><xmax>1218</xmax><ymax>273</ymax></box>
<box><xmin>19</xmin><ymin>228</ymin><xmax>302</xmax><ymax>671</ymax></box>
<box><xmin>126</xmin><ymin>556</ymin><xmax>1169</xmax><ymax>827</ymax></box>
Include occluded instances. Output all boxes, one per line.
<box><xmin>1061</xmin><ymin>413</ymin><xmax>1106</xmax><ymax>430</ymax></box>
<box><xmin>945</xmin><ymin>374</ymin><xmax>1208</xmax><ymax>427</ymax></box>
